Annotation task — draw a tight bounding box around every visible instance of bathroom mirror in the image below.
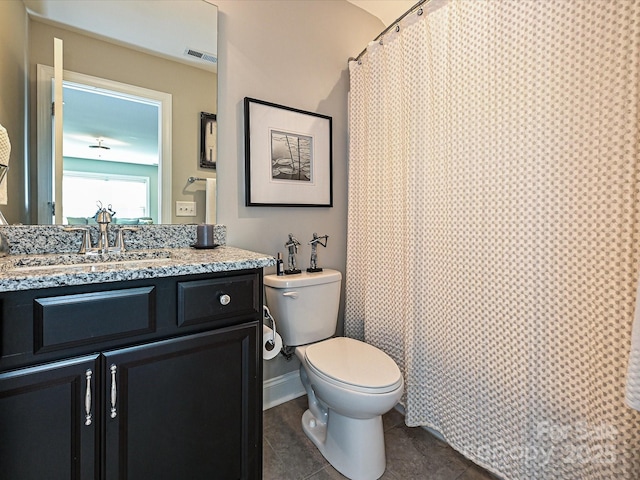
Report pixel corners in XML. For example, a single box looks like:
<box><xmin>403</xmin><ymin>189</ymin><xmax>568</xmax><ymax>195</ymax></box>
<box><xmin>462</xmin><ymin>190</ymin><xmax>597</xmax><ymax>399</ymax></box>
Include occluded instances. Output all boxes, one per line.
<box><xmin>10</xmin><ymin>0</ymin><xmax>218</xmax><ymax>224</ymax></box>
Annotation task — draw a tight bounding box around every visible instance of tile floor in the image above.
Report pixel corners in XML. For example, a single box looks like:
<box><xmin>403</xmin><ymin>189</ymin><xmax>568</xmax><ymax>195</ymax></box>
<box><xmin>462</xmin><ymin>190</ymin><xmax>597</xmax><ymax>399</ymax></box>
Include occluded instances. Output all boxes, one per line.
<box><xmin>263</xmin><ymin>395</ymin><xmax>496</xmax><ymax>480</ymax></box>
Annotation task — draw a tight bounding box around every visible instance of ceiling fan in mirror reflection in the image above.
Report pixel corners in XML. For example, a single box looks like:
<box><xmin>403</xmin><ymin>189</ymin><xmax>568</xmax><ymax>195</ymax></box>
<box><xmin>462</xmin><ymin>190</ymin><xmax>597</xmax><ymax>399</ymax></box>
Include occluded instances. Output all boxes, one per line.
<box><xmin>88</xmin><ymin>138</ymin><xmax>111</xmax><ymax>157</ymax></box>
<box><xmin>88</xmin><ymin>139</ymin><xmax>110</xmax><ymax>150</ymax></box>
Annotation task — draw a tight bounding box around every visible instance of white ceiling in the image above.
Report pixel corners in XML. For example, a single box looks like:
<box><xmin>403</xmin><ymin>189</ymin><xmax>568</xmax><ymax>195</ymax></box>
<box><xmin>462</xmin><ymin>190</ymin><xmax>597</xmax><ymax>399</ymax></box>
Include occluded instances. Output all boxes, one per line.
<box><xmin>62</xmin><ymin>85</ymin><xmax>160</xmax><ymax>165</ymax></box>
<box><xmin>347</xmin><ymin>0</ymin><xmax>418</xmax><ymax>27</ymax></box>
<box><xmin>23</xmin><ymin>0</ymin><xmax>218</xmax><ymax>72</ymax></box>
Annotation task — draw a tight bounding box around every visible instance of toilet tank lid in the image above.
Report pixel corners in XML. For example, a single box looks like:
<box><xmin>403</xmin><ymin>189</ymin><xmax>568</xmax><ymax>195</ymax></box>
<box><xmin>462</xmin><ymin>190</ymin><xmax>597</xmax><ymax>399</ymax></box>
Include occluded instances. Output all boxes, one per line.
<box><xmin>264</xmin><ymin>269</ymin><xmax>342</xmax><ymax>288</ymax></box>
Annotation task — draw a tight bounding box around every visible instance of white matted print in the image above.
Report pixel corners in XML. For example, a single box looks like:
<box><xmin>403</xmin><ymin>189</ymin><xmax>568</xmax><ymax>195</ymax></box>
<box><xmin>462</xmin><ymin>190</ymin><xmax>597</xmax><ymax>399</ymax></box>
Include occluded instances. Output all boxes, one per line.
<box><xmin>244</xmin><ymin>98</ymin><xmax>332</xmax><ymax>206</ymax></box>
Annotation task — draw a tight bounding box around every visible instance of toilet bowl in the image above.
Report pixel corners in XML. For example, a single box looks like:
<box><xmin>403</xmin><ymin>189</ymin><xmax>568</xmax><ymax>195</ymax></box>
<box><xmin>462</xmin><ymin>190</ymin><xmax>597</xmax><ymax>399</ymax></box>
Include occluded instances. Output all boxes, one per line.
<box><xmin>296</xmin><ymin>338</ymin><xmax>403</xmax><ymax>480</ymax></box>
<box><xmin>264</xmin><ymin>270</ymin><xmax>404</xmax><ymax>480</ymax></box>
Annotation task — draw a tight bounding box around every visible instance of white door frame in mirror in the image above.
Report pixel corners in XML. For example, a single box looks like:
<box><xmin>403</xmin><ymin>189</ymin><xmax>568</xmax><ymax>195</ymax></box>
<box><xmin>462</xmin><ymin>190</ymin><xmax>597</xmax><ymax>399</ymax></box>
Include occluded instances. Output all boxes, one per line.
<box><xmin>36</xmin><ymin>65</ymin><xmax>172</xmax><ymax>224</ymax></box>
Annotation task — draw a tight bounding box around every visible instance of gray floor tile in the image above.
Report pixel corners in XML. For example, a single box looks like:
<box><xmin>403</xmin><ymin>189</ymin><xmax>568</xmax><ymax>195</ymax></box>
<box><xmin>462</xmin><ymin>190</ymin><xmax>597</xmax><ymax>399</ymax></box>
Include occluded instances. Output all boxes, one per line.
<box><xmin>263</xmin><ymin>396</ymin><xmax>493</xmax><ymax>480</ymax></box>
<box><xmin>303</xmin><ymin>462</ymin><xmax>399</xmax><ymax>480</ymax></box>
<box><xmin>456</xmin><ymin>463</ymin><xmax>497</xmax><ymax>480</ymax></box>
<box><xmin>383</xmin><ymin>425</ymin><xmax>470</xmax><ymax>480</ymax></box>
<box><xmin>263</xmin><ymin>437</ymin><xmax>294</xmax><ymax>480</ymax></box>
<box><xmin>263</xmin><ymin>396</ymin><xmax>328</xmax><ymax>480</ymax></box>
<box><xmin>304</xmin><ymin>464</ymin><xmax>348</xmax><ymax>480</ymax></box>
<box><xmin>382</xmin><ymin>407</ymin><xmax>405</xmax><ymax>431</ymax></box>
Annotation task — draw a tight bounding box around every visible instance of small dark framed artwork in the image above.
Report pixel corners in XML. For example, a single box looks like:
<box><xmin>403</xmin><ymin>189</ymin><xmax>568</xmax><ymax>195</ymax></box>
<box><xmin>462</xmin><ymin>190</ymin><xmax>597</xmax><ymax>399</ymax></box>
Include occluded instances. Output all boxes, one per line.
<box><xmin>200</xmin><ymin>112</ymin><xmax>217</xmax><ymax>169</ymax></box>
<box><xmin>244</xmin><ymin>97</ymin><xmax>332</xmax><ymax>207</ymax></box>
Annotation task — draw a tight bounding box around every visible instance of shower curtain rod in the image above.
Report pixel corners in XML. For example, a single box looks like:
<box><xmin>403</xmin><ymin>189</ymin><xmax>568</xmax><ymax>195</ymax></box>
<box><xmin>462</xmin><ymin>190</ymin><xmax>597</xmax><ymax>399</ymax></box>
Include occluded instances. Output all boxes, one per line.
<box><xmin>348</xmin><ymin>0</ymin><xmax>428</xmax><ymax>64</ymax></box>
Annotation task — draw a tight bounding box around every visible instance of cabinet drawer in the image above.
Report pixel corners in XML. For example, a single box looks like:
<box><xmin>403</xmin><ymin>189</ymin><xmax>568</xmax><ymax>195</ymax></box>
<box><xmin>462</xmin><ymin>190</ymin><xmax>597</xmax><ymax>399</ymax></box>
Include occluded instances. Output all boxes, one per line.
<box><xmin>34</xmin><ymin>286</ymin><xmax>156</xmax><ymax>353</ymax></box>
<box><xmin>177</xmin><ymin>274</ymin><xmax>259</xmax><ymax>327</ymax></box>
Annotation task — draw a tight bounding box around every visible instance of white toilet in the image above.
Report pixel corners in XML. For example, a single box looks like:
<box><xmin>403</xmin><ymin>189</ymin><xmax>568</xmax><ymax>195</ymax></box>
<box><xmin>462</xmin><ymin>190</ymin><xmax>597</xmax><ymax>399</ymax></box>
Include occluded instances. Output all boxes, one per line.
<box><xmin>264</xmin><ymin>269</ymin><xmax>403</xmax><ymax>480</ymax></box>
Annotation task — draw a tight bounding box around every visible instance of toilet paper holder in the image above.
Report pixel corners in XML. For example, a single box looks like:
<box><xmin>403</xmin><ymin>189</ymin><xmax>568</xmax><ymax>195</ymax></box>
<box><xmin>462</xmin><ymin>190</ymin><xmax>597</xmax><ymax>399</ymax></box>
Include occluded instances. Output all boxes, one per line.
<box><xmin>263</xmin><ymin>305</ymin><xmax>277</xmax><ymax>348</ymax></box>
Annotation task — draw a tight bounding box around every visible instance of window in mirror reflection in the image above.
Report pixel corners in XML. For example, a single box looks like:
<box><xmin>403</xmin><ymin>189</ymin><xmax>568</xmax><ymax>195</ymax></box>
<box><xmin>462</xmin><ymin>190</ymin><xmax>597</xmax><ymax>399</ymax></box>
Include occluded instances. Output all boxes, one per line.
<box><xmin>62</xmin><ymin>172</ymin><xmax>152</xmax><ymax>225</ymax></box>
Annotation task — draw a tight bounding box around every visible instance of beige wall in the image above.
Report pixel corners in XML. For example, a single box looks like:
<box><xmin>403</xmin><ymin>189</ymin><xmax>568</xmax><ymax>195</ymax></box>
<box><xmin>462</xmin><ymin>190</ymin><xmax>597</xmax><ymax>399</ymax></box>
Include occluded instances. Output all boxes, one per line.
<box><xmin>28</xmin><ymin>20</ymin><xmax>217</xmax><ymax>224</ymax></box>
<box><xmin>0</xmin><ymin>1</ymin><xmax>28</xmax><ymax>224</ymax></box>
<box><xmin>215</xmin><ymin>0</ymin><xmax>382</xmax><ymax>379</ymax></box>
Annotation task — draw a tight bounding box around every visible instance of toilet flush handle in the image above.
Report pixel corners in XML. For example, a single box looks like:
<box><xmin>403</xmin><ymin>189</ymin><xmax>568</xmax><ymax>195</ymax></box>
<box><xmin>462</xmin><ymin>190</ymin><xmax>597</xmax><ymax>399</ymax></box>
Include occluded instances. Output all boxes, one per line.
<box><xmin>282</xmin><ymin>291</ymin><xmax>299</xmax><ymax>299</ymax></box>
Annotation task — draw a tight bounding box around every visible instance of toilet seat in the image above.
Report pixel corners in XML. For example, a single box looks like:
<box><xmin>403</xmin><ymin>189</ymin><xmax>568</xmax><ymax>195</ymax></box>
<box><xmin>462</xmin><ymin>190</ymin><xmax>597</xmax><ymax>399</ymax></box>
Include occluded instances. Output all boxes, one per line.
<box><xmin>304</xmin><ymin>337</ymin><xmax>402</xmax><ymax>394</ymax></box>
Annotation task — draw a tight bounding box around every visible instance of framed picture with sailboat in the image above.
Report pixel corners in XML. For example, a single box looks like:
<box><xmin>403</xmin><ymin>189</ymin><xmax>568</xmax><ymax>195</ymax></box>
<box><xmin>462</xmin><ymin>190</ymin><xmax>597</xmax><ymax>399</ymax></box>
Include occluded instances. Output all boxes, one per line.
<box><xmin>244</xmin><ymin>97</ymin><xmax>332</xmax><ymax>207</ymax></box>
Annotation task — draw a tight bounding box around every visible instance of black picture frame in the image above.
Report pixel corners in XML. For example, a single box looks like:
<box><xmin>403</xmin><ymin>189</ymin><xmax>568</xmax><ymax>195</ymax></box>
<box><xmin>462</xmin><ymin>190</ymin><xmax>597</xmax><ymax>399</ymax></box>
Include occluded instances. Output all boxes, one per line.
<box><xmin>244</xmin><ymin>97</ymin><xmax>333</xmax><ymax>207</ymax></box>
<box><xmin>200</xmin><ymin>111</ymin><xmax>217</xmax><ymax>169</ymax></box>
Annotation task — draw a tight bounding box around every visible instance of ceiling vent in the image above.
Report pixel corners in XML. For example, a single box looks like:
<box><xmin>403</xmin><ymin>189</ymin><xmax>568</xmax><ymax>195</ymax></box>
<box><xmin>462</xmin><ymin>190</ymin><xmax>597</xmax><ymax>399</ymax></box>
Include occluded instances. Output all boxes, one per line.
<box><xmin>184</xmin><ymin>48</ymin><xmax>217</xmax><ymax>64</ymax></box>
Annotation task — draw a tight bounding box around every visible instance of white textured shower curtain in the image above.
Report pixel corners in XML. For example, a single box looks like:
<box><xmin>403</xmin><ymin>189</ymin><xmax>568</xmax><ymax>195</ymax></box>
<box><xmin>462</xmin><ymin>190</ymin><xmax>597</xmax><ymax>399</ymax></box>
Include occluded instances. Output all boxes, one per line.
<box><xmin>345</xmin><ymin>0</ymin><xmax>640</xmax><ymax>478</ymax></box>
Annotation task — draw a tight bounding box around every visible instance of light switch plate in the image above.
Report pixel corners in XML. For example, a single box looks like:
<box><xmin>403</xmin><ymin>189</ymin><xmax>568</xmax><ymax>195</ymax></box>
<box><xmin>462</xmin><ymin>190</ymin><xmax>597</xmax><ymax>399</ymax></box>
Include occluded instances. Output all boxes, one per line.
<box><xmin>176</xmin><ymin>201</ymin><xmax>196</xmax><ymax>217</ymax></box>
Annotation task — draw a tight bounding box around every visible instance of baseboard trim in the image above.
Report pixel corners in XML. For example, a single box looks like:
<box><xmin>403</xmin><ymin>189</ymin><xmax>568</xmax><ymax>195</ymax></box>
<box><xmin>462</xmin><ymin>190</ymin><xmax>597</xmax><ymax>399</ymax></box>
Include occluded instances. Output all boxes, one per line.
<box><xmin>263</xmin><ymin>371</ymin><xmax>305</xmax><ymax>410</ymax></box>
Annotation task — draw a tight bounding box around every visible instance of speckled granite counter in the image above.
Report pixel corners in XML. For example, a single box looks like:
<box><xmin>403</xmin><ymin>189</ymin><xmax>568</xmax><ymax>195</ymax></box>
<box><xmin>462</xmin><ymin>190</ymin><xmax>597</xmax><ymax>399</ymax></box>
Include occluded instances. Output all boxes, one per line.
<box><xmin>0</xmin><ymin>246</ymin><xmax>275</xmax><ymax>292</ymax></box>
<box><xmin>0</xmin><ymin>225</ymin><xmax>275</xmax><ymax>292</ymax></box>
<box><xmin>0</xmin><ymin>224</ymin><xmax>227</xmax><ymax>255</ymax></box>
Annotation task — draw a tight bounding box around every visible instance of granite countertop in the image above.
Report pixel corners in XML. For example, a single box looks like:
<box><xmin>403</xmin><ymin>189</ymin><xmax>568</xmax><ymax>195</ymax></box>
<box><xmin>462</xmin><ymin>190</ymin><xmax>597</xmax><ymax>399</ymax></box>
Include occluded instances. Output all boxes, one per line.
<box><xmin>0</xmin><ymin>246</ymin><xmax>276</xmax><ymax>292</ymax></box>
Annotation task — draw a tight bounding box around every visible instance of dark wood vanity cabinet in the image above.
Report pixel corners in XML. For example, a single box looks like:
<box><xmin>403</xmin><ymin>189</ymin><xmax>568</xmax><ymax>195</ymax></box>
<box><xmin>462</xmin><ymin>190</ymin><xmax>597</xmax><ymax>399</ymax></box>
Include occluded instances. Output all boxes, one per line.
<box><xmin>0</xmin><ymin>354</ymin><xmax>99</xmax><ymax>479</ymax></box>
<box><xmin>103</xmin><ymin>325</ymin><xmax>259</xmax><ymax>480</ymax></box>
<box><xmin>0</xmin><ymin>269</ymin><xmax>263</xmax><ymax>480</ymax></box>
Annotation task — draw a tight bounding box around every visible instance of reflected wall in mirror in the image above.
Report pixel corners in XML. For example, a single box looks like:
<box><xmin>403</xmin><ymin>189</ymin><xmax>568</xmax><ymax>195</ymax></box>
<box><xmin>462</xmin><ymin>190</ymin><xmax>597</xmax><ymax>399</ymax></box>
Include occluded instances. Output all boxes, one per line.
<box><xmin>0</xmin><ymin>0</ymin><xmax>218</xmax><ymax>225</ymax></box>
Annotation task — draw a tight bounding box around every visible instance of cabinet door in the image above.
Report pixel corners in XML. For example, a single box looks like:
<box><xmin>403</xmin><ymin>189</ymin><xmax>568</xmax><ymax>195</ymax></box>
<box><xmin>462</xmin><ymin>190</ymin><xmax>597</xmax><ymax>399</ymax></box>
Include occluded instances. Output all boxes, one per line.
<box><xmin>103</xmin><ymin>324</ymin><xmax>260</xmax><ymax>480</ymax></box>
<box><xmin>0</xmin><ymin>355</ymin><xmax>99</xmax><ymax>480</ymax></box>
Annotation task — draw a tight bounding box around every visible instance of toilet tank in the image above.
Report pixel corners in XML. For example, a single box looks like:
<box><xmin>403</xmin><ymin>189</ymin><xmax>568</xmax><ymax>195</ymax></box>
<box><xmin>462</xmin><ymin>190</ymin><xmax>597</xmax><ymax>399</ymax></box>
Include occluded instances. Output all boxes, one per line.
<box><xmin>264</xmin><ymin>269</ymin><xmax>342</xmax><ymax>346</ymax></box>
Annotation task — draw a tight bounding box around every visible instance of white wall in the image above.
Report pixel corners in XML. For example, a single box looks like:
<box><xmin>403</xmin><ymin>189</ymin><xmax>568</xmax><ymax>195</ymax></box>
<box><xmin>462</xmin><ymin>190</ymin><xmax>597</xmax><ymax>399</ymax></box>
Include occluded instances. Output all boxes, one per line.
<box><xmin>215</xmin><ymin>0</ymin><xmax>382</xmax><ymax>379</ymax></box>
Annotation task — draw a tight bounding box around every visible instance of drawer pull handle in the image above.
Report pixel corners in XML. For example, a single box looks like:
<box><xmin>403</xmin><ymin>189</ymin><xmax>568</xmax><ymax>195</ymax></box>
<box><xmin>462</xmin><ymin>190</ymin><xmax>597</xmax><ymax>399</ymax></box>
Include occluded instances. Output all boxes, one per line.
<box><xmin>84</xmin><ymin>369</ymin><xmax>93</xmax><ymax>426</ymax></box>
<box><xmin>219</xmin><ymin>294</ymin><xmax>231</xmax><ymax>306</ymax></box>
<box><xmin>110</xmin><ymin>364</ymin><xmax>118</xmax><ymax>419</ymax></box>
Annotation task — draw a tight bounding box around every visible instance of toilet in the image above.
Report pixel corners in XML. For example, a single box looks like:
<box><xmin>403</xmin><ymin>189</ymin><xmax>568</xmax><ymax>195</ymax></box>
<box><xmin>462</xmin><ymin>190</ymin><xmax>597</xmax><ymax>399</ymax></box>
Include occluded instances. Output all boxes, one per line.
<box><xmin>264</xmin><ymin>269</ymin><xmax>403</xmax><ymax>480</ymax></box>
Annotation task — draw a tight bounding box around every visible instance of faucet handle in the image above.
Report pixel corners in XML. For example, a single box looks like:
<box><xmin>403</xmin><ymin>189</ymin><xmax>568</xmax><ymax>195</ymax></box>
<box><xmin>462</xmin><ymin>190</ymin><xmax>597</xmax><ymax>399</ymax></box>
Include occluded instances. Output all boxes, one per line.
<box><xmin>62</xmin><ymin>226</ymin><xmax>92</xmax><ymax>254</ymax></box>
<box><xmin>0</xmin><ymin>230</ymin><xmax>9</xmax><ymax>257</ymax></box>
<box><xmin>114</xmin><ymin>226</ymin><xmax>139</xmax><ymax>253</ymax></box>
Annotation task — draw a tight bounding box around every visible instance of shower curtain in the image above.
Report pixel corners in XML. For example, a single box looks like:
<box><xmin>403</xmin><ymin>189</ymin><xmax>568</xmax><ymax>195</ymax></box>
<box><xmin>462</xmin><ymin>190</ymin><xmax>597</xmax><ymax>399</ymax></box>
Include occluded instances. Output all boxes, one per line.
<box><xmin>345</xmin><ymin>0</ymin><xmax>640</xmax><ymax>478</ymax></box>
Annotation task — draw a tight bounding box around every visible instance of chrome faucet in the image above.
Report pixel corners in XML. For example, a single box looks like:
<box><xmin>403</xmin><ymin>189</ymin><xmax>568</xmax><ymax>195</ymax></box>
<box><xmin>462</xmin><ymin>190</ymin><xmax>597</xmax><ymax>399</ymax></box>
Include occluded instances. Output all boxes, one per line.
<box><xmin>63</xmin><ymin>202</ymin><xmax>136</xmax><ymax>254</ymax></box>
<box><xmin>63</xmin><ymin>223</ymin><xmax>139</xmax><ymax>255</ymax></box>
<box><xmin>94</xmin><ymin>203</ymin><xmax>115</xmax><ymax>254</ymax></box>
